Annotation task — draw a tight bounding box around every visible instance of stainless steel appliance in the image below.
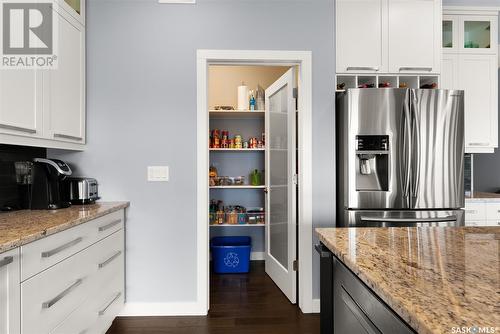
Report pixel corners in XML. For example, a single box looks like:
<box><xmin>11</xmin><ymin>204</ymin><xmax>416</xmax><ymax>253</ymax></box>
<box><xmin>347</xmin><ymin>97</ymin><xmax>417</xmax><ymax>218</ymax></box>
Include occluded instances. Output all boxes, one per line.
<box><xmin>336</xmin><ymin>88</ymin><xmax>465</xmax><ymax>227</ymax></box>
<box><xmin>30</xmin><ymin>158</ymin><xmax>72</xmax><ymax>210</ymax></box>
<box><xmin>63</xmin><ymin>177</ymin><xmax>99</xmax><ymax>204</ymax></box>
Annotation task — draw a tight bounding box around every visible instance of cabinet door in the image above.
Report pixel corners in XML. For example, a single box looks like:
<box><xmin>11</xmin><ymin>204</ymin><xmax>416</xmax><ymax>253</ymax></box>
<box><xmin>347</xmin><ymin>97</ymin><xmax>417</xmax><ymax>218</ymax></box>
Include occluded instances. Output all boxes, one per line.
<box><xmin>44</xmin><ymin>8</ymin><xmax>85</xmax><ymax>143</ymax></box>
<box><xmin>336</xmin><ymin>0</ymin><xmax>387</xmax><ymax>73</ymax></box>
<box><xmin>460</xmin><ymin>16</ymin><xmax>498</xmax><ymax>54</ymax></box>
<box><xmin>0</xmin><ymin>248</ymin><xmax>20</xmax><ymax>334</ymax></box>
<box><xmin>441</xmin><ymin>54</ymin><xmax>459</xmax><ymax>89</ymax></box>
<box><xmin>459</xmin><ymin>55</ymin><xmax>498</xmax><ymax>152</ymax></box>
<box><xmin>0</xmin><ymin>70</ymin><xmax>43</xmax><ymax>137</ymax></box>
<box><xmin>388</xmin><ymin>0</ymin><xmax>441</xmax><ymax>73</ymax></box>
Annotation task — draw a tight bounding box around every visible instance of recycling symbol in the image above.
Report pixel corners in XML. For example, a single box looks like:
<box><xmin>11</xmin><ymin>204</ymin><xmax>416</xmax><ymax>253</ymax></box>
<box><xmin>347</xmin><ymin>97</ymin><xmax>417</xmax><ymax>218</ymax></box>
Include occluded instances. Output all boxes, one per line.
<box><xmin>224</xmin><ymin>252</ymin><xmax>240</xmax><ymax>268</ymax></box>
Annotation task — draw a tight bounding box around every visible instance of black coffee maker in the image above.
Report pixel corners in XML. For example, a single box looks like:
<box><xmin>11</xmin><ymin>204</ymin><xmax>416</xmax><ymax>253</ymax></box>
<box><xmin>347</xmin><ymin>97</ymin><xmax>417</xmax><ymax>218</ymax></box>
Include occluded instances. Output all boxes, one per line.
<box><xmin>30</xmin><ymin>158</ymin><xmax>72</xmax><ymax>210</ymax></box>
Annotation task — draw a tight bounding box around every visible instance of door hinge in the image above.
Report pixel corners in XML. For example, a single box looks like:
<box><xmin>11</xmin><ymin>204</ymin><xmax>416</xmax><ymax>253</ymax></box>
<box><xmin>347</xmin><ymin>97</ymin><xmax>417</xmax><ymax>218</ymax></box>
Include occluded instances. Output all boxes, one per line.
<box><xmin>293</xmin><ymin>260</ymin><xmax>298</xmax><ymax>272</ymax></box>
<box><xmin>292</xmin><ymin>174</ymin><xmax>298</xmax><ymax>186</ymax></box>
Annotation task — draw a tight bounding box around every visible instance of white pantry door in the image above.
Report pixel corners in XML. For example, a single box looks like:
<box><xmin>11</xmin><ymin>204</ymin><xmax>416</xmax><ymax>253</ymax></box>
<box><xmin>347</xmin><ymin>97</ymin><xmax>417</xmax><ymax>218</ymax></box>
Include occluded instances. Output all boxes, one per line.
<box><xmin>265</xmin><ymin>68</ymin><xmax>297</xmax><ymax>304</ymax></box>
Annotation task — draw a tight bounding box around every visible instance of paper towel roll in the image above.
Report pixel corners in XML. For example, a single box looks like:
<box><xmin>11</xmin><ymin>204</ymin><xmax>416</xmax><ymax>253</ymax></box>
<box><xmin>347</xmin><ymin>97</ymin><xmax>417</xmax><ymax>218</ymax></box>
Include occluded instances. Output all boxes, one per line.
<box><xmin>237</xmin><ymin>84</ymin><xmax>248</xmax><ymax>110</ymax></box>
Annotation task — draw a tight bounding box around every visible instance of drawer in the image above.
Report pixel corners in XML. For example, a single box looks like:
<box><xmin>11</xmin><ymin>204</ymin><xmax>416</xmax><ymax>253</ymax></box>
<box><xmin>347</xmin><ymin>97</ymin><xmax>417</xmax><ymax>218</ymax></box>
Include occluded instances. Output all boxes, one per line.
<box><xmin>333</xmin><ymin>256</ymin><xmax>414</xmax><ymax>334</ymax></box>
<box><xmin>87</xmin><ymin>210</ymin><xmax>124</xmax><ymax>244</ymax></box>
<box><xmin>21</xmin><ymin>210</ymin><xmax>124</xmax><ymax>281</ymax></box>
<box><xmin>49</xmin><ymin>296</ymin><xmax>97</xmax><ymax>334</ymax></box>
<box><xmin>21</xmin><ymin>244</ymin><xmax>94</xmax><ymax>334</ymax></box>
<box><xmin>90</xmin><ymin>276</ymin><xmax>125</xmax><ymax>334</ymax></box>
<box><xmin>464</xmin><ymin>202</ymin><xmax>487</xmax><ymax>220</ymax></box>
<box><xmin>485</xmin><ymin>203</ymin><xmax>500</xmax><ymax>220</ymax></box>
<box><xmin>21</xmin><ymin>221</ymin><xmax>93</xmax><ymax>281</ymax></box>
<box><xmin>90</xmin><ymin>229</ymin><xmax>124</xmax><ymax>290</ymax></box>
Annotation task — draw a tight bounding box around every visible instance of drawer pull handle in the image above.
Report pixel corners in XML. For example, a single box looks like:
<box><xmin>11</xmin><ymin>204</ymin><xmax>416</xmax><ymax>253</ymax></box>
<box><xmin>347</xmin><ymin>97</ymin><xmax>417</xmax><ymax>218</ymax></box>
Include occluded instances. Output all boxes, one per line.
<box><xmin>468</xmin><ymin>142</ymin><xmax>489</xmax><ymax>147</ymax></box>
<box><xmin>41</xmin><ymin>237</ymin><xmax>83</xmax><ymax>258</ymax></box>
<box><xmin>42</xmin><ymin>278</ymin><xmax>83</xmax><ymax>309</ymax></box>
<box><xmin>79</xmin><ymin>330</ymin><xmax>88</xmax><ymax>334</ymax></box>
<box><xmin>98</xmin><ymin>219</ymin><xmax>122</xmax><ymax>232</ymax></box>
<box><xmin>399</xmin><ymin>67</ymin><xmax>432</xmax><ymax>72</ymax></box>
<box><xmin>346</xmin><ymin>66</ymin><xmax>379</xmax><ymax>72</ymax></box>
<box><xmin>98</xmin><ymin>292</ymin><xmax>122</xmax><ymax>316</ymax></box>
<box><xmin>465</xmin><ymin>210</ymin><xmax>477</xmax><ymax>214</ymax></box>
<box><xmin>98</xmin><ymin>251</ymin><xmax>122</xmax><ymax>269</ymax></box>
<box><xmin>53</xmin><ymin>133</ymin><xmax>83</xmax><ymax>141</ymax></box>
<box><xmin>0</xmin><ymin>256</ymin><xmax>13</xmax><ymax>268</ymax></box>
<box><xmin>0</xmin><ymin>124</ymin><xmax>36</xmax><ymax>133</ymax></box>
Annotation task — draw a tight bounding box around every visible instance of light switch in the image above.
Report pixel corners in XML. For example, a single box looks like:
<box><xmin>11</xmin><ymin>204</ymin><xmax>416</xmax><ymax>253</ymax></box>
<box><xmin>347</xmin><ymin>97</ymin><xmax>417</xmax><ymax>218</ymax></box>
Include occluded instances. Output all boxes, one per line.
<box><xmin>147</xmin><ymin>166</ymin><xmax>169</xmax><ymax>182</ymax></box>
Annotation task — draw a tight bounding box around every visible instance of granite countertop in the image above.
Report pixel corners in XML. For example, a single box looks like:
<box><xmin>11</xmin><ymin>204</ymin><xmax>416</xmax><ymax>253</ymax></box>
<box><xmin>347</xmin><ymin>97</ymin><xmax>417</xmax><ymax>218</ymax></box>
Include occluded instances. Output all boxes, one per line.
<box><xmin>466</xmin><ymin>191</ymin><xmax>500</xmax><ymax>201</ymax></box>
<box><xmin>316</xmin><ymin>227</ymin><xmax>500</xmax><ymax>334</ymax></box>
<box><xmin>0</xmin><ymin>202</ymin><xmax>129</xmax><ymax>253</ymax></box>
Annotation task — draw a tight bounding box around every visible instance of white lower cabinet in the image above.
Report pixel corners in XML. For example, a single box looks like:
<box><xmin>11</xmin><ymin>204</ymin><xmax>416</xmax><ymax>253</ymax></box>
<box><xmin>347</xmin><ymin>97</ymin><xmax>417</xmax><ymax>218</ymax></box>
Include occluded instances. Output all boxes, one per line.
<box><xmin>16</xmin><ymin>210</ymin><xmax>125</xmax><ymax>334</ymax></box>
<box><xmin>0</xmin><ymin>248</ymin><xmax>20</xmax><ymax>334</ymax></box>
<box><xmin>465</xmin><ymin>201</ymin><xmax>500</xmax><ymax>226</ymax></box>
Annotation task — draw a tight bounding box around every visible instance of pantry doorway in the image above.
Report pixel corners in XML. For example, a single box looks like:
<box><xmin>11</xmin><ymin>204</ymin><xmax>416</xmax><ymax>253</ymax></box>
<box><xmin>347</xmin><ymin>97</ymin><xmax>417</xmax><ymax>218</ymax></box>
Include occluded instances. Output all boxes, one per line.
<box><xmin>196</xmin><ymin>50</ymin><xmax>313</xmax><ymax>314</ymax></box>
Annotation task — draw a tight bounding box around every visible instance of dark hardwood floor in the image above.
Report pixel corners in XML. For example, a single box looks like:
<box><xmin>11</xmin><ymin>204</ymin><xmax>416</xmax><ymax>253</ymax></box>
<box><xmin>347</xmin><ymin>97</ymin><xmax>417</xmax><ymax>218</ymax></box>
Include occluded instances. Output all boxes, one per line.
<box><xmin>107</xmin><ymin>261</ymin><xmax>319</xmax><ymax>334</ymax></box>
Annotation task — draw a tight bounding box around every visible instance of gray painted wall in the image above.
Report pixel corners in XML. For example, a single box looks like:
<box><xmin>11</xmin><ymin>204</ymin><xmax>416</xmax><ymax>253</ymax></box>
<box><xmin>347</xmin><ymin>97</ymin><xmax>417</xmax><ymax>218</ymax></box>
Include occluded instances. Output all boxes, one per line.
<box><xmin>442</xmin><ymin>0</ymin><xmax>500</xmax><ymax>191</ymax></box>
<box><xmin>49</xmin><ymin>0</ymin><xmax>335</xmax><ymax>303</ymax></box>
<box><xmin>48</xmin><ymin>0</ymin><xmax>500</xmax><ymax>306</ymax></box>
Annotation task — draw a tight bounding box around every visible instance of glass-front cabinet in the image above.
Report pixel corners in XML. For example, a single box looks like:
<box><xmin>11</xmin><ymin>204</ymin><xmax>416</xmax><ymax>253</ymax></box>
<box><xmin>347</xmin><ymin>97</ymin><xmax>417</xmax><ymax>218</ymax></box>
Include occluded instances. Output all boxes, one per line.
<box><xmin>443</xmin><ymin>14</ymin><xmax>497</xmax><ymax>54</ymax></box>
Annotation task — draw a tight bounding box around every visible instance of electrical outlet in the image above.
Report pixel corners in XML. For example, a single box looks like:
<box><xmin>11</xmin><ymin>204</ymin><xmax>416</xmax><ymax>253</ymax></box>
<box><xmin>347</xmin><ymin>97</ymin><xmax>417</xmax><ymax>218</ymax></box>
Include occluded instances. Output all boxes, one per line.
<box><xmin>147</xmin><ymin>166</ymin><xmax>169</xmax><ymax>182</ymax></box>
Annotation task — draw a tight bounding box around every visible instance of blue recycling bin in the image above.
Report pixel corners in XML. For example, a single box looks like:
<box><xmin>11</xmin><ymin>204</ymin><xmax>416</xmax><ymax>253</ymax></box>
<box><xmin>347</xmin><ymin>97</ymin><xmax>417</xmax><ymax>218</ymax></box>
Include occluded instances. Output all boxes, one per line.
<box><xmin>210</xmin><ymin>236</ymin><xmax>251</xmax><ymax>274</ymax></box>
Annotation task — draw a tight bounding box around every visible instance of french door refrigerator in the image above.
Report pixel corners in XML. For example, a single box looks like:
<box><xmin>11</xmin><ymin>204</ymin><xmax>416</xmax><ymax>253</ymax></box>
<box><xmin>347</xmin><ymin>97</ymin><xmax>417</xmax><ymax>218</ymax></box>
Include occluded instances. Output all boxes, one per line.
<box><xmin>336</xmin><ymin>88</ymin><xmax>465</xmax><ymax>227</ymax></box>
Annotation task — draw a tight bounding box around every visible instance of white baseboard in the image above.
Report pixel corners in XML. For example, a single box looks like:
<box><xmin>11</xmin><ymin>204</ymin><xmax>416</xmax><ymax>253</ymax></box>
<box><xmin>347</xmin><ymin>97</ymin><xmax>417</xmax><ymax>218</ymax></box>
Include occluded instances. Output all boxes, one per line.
<box><xmin>251</xmin><ymin>251</ymin><xmax>265</xmax><ymax>260</ymax></box>
<box><xmin>120</xmin><ymin>302</ymin><xmax>207</xmax><ymax>316</ymax></box>
<box><xmin>312</xmin><ymin>298</ymin><xmax>320</xmax><ymax>313</ymax></box>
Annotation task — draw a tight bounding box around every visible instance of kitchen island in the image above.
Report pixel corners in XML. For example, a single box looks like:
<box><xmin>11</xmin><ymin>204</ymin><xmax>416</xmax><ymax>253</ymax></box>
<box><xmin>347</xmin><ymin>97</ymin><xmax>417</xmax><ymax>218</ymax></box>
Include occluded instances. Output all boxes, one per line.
<box><xmin>316</xmin><ymin>227</ymin><xmax>499</xmax><ymax>334</ymax></box>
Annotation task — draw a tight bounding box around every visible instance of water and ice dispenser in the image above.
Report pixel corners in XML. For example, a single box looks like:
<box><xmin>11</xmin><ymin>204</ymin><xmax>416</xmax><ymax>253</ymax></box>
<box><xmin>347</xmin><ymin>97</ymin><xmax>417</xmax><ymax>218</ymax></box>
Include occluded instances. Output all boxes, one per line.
<box><xmin>355</xmin><ymin>135</ymin><xmax>389</xmax><ymax>191</ymax></box>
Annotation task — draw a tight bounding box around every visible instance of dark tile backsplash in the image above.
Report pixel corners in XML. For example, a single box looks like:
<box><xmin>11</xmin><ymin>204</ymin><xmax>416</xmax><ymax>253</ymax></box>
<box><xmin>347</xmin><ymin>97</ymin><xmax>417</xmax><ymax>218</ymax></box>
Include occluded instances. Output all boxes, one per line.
<box><xmin>0</xmin><ymin>145</ymin><xmax>46</xmax><ymax>210</ymax></box>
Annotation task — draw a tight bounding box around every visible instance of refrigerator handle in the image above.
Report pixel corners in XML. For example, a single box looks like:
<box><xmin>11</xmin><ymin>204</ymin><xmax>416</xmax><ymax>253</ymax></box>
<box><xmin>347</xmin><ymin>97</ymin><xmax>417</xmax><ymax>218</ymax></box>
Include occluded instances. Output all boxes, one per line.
<box><xmin>402</xmin><ymin>98</ymin><xmax>412</xmax><ymax>199</ymax></box>
<box><xmin>410</xmin><ymin>91</ymin><xmax>421</xmax><ymax>198</ymax></box>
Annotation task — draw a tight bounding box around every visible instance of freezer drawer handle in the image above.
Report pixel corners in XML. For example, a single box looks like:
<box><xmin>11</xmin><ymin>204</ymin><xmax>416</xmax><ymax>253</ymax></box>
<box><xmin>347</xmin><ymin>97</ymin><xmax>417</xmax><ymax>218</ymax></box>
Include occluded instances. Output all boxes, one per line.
<box><xmin>360</xmin><ymin>215</ymin><xmax>457</xmax><ymax>223</ymax></box>
<box><xmin>341</xmin><ymin>285</ymin><xmax>382</xmax><ymax>334</ymax></box>
<box><xmin>465</xmin><ymin>210</ymin><xmax>477</xmax><ymax>214</ymax></box>
<box><xmin>41</xmin><ymin>237</ymin><xmax>83</xmax><ymax>258</ymax></box>
<box><xmin>346</xmin><ymin>67</ymin><xmax>379</xmax><ymax>72</ymax></box>
<box><xmin>98</xmin><ymin>292</ymin><xmax>122</xmax><ymax>316</ymax></box>
<box><xmin>399</xmin><ymin>67</ymin><xmax>432</xmax><ymax>72</ymax></box>
<box><xmin>0</xmin><ymin>256</ymin><xmax>13</xmax><ymax>268</ymax></box>
<box><xmin>42</xmin><ymin>278</ymin><xmax>83</xmax><ymax>309</ymax></box>
<box><xmin>98</xmin><ymin>219</ymin><xmax>122</xmax><ymax>232</ymax></box>
<box><xmin>98</xmin><ymin>251</ymin><xmax>122</xmax><ymax>269</ymax></box>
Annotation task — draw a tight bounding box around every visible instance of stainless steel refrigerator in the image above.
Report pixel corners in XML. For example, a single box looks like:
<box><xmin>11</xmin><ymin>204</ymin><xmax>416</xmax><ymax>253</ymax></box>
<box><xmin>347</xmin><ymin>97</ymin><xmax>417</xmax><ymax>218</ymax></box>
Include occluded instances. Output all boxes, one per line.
<box><xmin>336</xmin><ymin>88</ymin><xmax>465</xmax><ymax>227</ymax></box>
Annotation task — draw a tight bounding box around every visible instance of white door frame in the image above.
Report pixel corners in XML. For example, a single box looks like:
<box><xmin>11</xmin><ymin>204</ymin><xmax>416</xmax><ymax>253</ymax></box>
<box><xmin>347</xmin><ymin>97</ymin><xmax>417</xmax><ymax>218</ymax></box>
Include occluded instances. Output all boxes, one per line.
<box><xmin>196</xmin><ymin>49</ymin><xmax>313</xmax><ymax>314</ymax></box>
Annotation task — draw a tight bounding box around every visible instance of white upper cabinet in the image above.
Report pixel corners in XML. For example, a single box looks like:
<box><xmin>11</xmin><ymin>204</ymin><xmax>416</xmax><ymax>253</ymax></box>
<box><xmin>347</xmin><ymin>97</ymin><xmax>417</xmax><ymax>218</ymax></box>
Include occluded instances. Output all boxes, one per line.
<box><xmin>387</xmin><ymin>0</ymin><xmax>441</xmax><ymax>73</ymax></box>
<box><xmin>441</xmin><ymin>7</ymin><xmax>499</xmax><ymax>153</ymax></box>
<box><xmin>45</xmin><ymin>7</ymin><xmax>85</xmax><ymax>143</ymax></box>
<box><xmin>460</xmin><ymin>54</ymin><xmax>498</xmax><ymax>152</ymax></box>
<box><xmin>336</xmin><ymin>0</ymin><xmax>388</xmax><ymax>73</ymax></box>
<box><xmin>336</xmin><ymin>0</ymin><xmax>441</xmax><ymax>74</ymax></box>
<box><xmin>0</xmin><ymin>70</ymin><xmax>43</xmax><ymax>137</ymax></box>
<box><xmin>0</xmin><ymin>1</ymin><xmax>85</xmax><ymax>150</ymax></box>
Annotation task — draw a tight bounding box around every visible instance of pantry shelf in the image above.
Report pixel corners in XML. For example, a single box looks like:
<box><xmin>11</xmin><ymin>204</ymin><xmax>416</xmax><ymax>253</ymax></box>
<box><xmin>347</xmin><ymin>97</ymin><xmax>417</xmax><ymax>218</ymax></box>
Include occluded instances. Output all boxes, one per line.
<box><xmin>210</xmin><ymin>224</ymin><xmax>265</xmax><ymax>227</ymax></box>
<box><xmin>210</xmin><ymin>185</ymin><xmax>266</xmax><ymax>189</ymax></box>
<box><xmin>209</xmin><ymin>110</ymin><xmax>265</xmax><ymax>119</ymax></box>
<box><xmin>209</xmin><ymin>148</ymin><xmax>265</xmax><ymax>152</ymax></box>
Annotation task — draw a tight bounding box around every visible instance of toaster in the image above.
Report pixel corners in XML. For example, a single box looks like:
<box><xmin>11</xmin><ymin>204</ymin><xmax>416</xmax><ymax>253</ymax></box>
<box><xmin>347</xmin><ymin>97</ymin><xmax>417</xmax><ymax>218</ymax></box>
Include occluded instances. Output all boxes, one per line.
<box><xmin>64</xmin><ymin>177</ymin><xmax>99</xmax><ymax>204</ymax></box>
